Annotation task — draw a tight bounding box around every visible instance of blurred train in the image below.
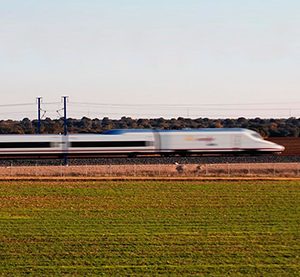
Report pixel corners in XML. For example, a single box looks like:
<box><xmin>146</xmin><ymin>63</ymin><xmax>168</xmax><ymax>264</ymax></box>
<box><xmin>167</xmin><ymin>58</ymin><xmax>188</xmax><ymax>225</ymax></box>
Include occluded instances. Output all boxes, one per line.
<box><xmin>0</xmin><ymin>128</ymin><xmax>285</xmax><ymax>158</ymax></box>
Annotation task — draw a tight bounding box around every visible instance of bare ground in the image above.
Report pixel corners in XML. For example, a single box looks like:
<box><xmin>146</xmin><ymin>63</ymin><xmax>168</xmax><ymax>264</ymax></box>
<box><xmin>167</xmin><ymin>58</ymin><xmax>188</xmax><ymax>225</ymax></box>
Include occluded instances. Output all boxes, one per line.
<box><xmin>267</xmin><ymin>137</ymin><xmax>300</xmax><ymax>155</ymax></box>
<box><xmin>1</xmin><ymin>163</ymin><xmax>300</xmax><ymax>178</ymax></box>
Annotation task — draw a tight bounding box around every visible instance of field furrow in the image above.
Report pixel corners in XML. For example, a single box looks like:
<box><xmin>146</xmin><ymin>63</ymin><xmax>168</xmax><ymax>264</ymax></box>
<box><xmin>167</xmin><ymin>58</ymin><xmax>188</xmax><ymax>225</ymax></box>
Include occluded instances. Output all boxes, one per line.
<box><xmin>0</xmin><ymin>180</ymin><xmax>299</xmax><ymax>276</ymax></box>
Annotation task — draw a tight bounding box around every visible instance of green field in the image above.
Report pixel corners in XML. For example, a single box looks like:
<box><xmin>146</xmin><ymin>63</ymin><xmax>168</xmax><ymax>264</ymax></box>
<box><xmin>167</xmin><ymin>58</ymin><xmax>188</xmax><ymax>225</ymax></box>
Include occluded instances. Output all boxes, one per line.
<box><xmin>0</xmin><ymin>180</ymin><xmax>299</xmax><ymax>276</ymax></box>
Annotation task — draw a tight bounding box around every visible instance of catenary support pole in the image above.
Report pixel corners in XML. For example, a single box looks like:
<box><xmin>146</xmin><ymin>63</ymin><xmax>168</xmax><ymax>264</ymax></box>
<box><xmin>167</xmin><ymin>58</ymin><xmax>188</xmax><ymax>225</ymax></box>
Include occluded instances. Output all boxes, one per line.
<box><xmin>63</xmin><ymin>96</ymin><xmax>68</xmax><ymax>136</ymax></box>
<box><xmin>62</xmin><ymin>96</ymin><xmax>69</xmax><ymax>165</ymax></box>
<box><xmin>36</xmin><ymin>97</ymin><xmax>42</xmax><ymax>134</ymax></box>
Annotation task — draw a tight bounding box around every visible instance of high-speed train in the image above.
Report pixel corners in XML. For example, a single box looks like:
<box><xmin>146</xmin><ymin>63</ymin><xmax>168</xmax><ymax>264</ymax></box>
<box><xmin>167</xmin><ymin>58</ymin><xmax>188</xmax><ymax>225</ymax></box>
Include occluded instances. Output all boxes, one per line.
<box><xmin>0</xmin><ymin>128</ymin><xmax>285</xmax><ymax>158</ymax></box>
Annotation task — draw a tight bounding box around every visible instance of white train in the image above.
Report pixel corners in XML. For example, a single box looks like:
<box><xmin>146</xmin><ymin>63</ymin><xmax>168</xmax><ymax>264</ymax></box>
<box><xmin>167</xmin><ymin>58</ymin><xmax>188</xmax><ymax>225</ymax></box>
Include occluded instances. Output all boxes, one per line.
<box><xmin>0</xmin><ymin>128</ymin><xmax>284</xmax><ymax>157</ymax></box>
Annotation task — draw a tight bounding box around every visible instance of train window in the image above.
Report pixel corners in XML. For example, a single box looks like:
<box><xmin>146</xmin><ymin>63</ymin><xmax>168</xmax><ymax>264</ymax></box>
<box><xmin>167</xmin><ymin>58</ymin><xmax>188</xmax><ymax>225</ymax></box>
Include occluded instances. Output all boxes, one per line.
<box><xmin>51</xmin><ymin>142</ymin><xmax>60</xmax><ymax>148</ymax></box>
<box><xmin>0</xmin><ymin>142</ymin><xmax>51</xmax><ymax>148</ymax></box>
<box><xmin>252</xmin><ymin>134</ymin><xmax>262</xmax><ymax>139</ymax></box>
<box><xmin>71</xmin><ymin>141</ymin><xmax>148</xmax><ymax>148</ymax></box>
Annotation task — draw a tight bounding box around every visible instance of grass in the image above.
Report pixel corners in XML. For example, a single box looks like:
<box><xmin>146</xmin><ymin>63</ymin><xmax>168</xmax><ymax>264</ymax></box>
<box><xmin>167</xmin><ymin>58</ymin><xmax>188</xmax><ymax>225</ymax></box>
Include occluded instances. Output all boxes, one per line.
<box><xmin>0</xmin><ymin>180</ymin><xmax>299</xmax><ymax>276</ymax></box>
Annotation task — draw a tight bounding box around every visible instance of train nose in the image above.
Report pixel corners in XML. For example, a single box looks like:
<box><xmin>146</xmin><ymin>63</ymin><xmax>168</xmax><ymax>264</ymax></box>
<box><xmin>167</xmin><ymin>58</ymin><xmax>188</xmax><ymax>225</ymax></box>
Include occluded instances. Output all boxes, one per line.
<box><xmin>279</xmin><ymin>145</ymin><xmax>285</xmax><ymax>152</ymax></box>
<box><xmin>266</xmin><ymin>140</ymin><xmax>285</xmax><ymax>153</ymax></box>
<box><xmin>275</xmin><ymin>144</ymin><xmax>285</xmax><ymax>152</ymax></box>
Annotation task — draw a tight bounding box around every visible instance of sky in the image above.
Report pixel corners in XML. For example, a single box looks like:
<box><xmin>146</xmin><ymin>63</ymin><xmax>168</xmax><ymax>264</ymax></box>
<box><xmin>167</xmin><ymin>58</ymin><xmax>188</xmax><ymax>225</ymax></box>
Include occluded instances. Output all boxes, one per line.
<box><xmin>0</xmin><ymin>0</ymin><xmax>300</xmax><ymax>120</ymax></box>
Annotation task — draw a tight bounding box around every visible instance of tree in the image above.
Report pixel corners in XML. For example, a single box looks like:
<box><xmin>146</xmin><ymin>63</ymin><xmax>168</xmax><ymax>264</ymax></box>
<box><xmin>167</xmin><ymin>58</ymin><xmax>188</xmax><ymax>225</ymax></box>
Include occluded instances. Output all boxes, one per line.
<box><xmin>20</xmin><ymin>118</ymin><xmax>35</xmax><ymax>134</ymax></box>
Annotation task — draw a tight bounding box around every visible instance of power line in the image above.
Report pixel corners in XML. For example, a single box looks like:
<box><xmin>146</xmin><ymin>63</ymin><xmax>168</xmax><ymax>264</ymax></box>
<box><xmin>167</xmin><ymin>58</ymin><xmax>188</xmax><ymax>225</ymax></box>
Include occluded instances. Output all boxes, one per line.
<box><xmin>0</xmin><ymin>101</ymin><xmax>298</xmax><ymax>109</ymax></box>
<box><xmin>69</xmin><ymin>101</ymin><xmax>300</xmax><ymax>108</ymax></box>
<box><xmin>0</xmin><ymin>100</ymin><xmax>299</xmax><ymax>120</ymax></box>
<box><xmin>0</xmin><ymin>103</ymin><xmax>36</xmax><ymax>107</ymax></box>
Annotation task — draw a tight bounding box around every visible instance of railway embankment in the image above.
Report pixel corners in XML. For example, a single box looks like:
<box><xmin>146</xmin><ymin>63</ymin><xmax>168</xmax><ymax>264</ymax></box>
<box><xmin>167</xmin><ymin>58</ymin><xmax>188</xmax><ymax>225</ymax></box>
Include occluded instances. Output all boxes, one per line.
<box><xmin>0</xmin><ymin>155</ymin><xmax>300</xmax><ymax>167</ymax></box>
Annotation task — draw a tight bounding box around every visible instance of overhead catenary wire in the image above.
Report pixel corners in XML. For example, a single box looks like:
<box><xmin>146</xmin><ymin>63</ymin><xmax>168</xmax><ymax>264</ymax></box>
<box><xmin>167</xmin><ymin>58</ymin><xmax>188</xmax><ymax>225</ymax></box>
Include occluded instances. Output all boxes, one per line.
<box><xmin>0</xmin><ymin>101</ymin><xmax>298</xmax><ymax>110</ymax></box>
<box><xmin>69</xmin><ymin>101</ymin><xmax>300</xmax><ymax>108</ymax></box>
<box><xmin>68</xmin><ymin>102</ymin><xmax>300</xmax><ymax>116</ymax></box>
<box><xmin>0</xmin><ymin>103</ymin><xmax>36</xmax><ymax>107</ymax></box>
<box><xmin>0</xmin><ymin>100</ymin><xmax>299</xmax><ymax>120</ymax></box>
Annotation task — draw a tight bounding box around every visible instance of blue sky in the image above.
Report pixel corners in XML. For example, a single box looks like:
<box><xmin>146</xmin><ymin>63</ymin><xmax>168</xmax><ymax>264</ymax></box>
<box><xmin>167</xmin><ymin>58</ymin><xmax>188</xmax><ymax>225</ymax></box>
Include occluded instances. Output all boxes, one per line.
<box><xmin>1</xmin><ymin>0</ymin><xmax>300</xmax><ymax>120</ymax></box>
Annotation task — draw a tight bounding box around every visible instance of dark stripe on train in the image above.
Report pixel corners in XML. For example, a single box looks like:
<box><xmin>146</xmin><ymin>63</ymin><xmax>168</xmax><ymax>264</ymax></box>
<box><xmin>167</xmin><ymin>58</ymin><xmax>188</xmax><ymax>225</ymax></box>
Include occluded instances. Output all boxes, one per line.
<box><xmin>0</xmin><ymin>142</ymin><xmax>51</xmax><ymax>148</ymax></box>
<box><xmin>71</xmin><ymin>141</ymin><xmax>147</xmax><ymax>148</ymax></box>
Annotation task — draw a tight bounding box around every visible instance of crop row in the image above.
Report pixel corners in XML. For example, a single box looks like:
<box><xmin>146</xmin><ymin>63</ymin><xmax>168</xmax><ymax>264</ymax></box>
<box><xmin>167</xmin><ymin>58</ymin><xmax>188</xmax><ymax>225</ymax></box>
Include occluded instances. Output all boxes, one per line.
<box><xmin>0</xmin><ymin>180</ymin><xmax>299</xmax><ymax>276</ymax></box>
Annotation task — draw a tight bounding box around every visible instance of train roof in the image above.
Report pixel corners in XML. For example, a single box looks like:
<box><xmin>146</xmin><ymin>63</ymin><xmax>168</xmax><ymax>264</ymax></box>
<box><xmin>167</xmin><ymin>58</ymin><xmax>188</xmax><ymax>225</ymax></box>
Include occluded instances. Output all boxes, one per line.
<box><xmin>102</xmin><ymin>128</ymin><xmax>252</xmax><ymax>135</ymax></box>
<box><xmin>102</xmin><ymin>129</ymin><xmax>153</xmax><ymax>134</ymax></box>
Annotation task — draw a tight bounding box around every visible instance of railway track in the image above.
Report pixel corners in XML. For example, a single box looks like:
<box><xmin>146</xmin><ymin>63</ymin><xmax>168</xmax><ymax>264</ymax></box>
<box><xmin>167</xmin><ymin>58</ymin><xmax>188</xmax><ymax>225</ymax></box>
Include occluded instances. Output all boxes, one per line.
<box><xmin>0</xmin><ymin>155</ymin><xmax>300</xmax><ymax>166</ymax></box>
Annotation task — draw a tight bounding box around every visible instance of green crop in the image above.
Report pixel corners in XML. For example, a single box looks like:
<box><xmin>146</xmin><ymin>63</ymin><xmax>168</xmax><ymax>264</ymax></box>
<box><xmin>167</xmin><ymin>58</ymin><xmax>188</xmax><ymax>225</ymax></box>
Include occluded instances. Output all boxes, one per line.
<box><xmin>0</xmin><ymin>180</ymin><xmax>299</xmax><ymax>276</ymax></box>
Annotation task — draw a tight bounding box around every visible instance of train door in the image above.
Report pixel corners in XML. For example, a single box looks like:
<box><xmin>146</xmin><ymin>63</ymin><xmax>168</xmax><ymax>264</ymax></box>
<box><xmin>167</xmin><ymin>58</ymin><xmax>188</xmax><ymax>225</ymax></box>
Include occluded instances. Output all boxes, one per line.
<box><xmin>231</xmin><ymin>134</ymin><xmax>241</xmax><ymax>151</ymax></box>
<box><xmin>153</xmin><ymin>130</ymin><xmax>161</xmax><ymax>153</ymax></box>
<box><xmin>62</xmin><ymin>135</ymin><xmax>69</xmax><ymax>155</ymax></box>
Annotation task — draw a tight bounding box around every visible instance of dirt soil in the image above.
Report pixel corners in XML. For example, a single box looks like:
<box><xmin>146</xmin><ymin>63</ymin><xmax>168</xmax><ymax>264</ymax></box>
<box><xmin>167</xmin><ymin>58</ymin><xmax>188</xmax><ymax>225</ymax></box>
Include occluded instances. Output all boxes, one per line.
<box><xmin>267</xmin><ymin>137</ymin><xmax>300</xmax><ymax>156</ymax></box>
<box><xmin>1</xmin><ymin>163</ymin><xmax>299</xmax><ymax>178</ymax></box>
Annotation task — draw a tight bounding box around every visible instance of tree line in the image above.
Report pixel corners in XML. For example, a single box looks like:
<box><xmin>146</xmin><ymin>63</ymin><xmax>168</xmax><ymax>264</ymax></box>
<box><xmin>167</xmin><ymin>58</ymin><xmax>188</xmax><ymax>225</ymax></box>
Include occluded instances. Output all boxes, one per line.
<box><xmin>0</xmin><ymin>116</ymin><xmax>300</xmax><ymax>137</ymax></box>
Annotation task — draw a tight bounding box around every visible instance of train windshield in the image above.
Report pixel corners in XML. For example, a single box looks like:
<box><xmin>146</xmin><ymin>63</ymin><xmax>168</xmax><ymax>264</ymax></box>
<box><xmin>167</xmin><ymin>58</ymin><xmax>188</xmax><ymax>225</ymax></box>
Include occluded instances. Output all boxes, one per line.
<box><xmin>252</xmin><ymin>133</ymin><xmax>262</xmax><ymax>139</ymax></box>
